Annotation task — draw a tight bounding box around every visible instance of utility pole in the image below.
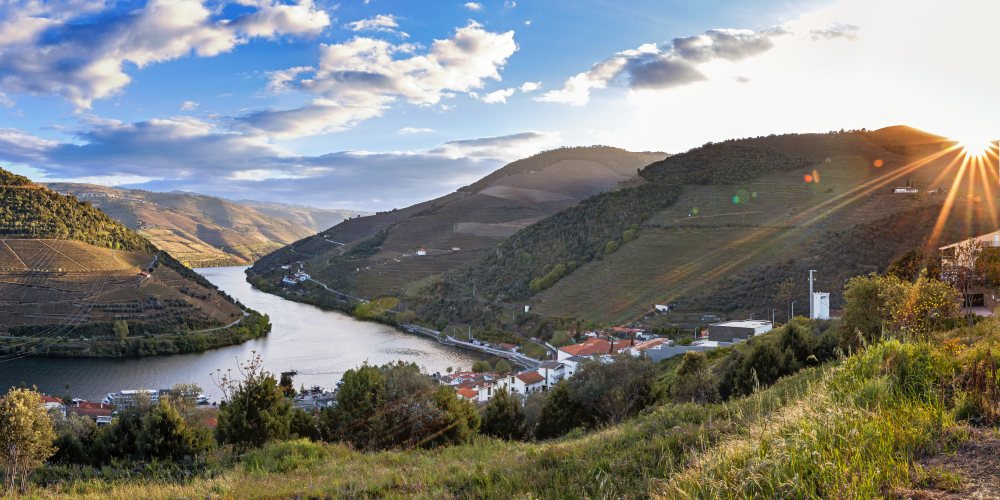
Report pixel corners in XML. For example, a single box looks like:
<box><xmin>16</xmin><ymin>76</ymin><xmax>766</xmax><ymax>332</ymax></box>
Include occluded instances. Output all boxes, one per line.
<box><xmin>791</xmin><ymin>301</ymin><xmax>796</xmax><ymax>319</ymax></box>
<box><xmin>808</xmin><ymin>270</ymin><xmax>816</xmax><ymax>319</ymax></box>
<box><xmin>770</xmin><ymin>308</ymin><xmax>776</xmax><ymax>325</ymax></box>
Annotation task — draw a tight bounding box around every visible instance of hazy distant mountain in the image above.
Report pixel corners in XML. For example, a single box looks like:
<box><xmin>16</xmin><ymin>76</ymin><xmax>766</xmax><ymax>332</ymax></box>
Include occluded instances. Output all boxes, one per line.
<box><xmin>250</xmin><ymin>146</ymin><xmax>667</xmax><ymax>299</ymax></box>
<box><xmin>46</xmin><ymin>184</ymin><xmax>366</xmax><ymax>267</ymax></box>
<box><xmin>0</xmin><ymin>169</ymin><xmax>269</xmax><ymax>356</ymax></box>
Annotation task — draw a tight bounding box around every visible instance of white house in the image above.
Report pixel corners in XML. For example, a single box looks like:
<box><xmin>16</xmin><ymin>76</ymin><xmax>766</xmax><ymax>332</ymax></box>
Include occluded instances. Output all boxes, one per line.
<box><xmin>501</xmin><ymin>370</ymin><xmax>546</xmax><ymax>395</ymax></box>
<box><xmin>654</xmin><ymin>304</ymin><xmax>670</xmax><ymax>313</ymax></box>
<box><xmin>536</xmin><ymin>361</ymin><xmax>565</xmax><ymax>387</ymax></box>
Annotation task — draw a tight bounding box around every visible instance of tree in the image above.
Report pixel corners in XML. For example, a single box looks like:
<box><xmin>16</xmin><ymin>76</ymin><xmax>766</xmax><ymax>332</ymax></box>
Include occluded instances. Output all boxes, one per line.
<box><xmin>480</xmin><ymin>389</ymin><xmax>525</xmax><ymax>440</ymax></box>
<box><xmin>522</xmin><ymin>391</ymin><xmax>548</xmax><ymax>439</ymax></box>
<box><xmin>426</xmin><ymin>386</ymin><xmax>480</xmax><ymax>447</ymax></box>
<box><xmin>535</xmin><ymin>381</ymin><xmax>582</xmax><ymax>439</ymax></box>
<box><xmin>887</xmin><ymin>247</ymin><xmax>924</xmax><ymax>282</ymax></box>
<box><xmin>670</xmin><ymin>351</ymin><xmax>720</xmax><ymax>404</ymax></box>
<box><xmin>975</xmin><ymin>247</ymin><xmax>1000</xmax><ymax>286</ymax></box>
<box><xmin>113</xmin><ymin>320</ymin><xmax>129</xmax><ymax>341</ymax></box>
<box><xmin>137</xmin><ymin>398</ymin><xmax>214</xmax><ymax>460</ymax></box>
<box><xmin>569</xmin><ymin>355</ymin><xmax>657</xmax><ymax>425</ymax></box>
<box><xmin>471</xmin><ymin>360</ymin><xmax>492</xmax><ymax>373</ymax></box>
<box><xmin>290</xmin><ymin>408</ymin><xmax>320</xmax><ymax>441</ymax></box>
<box><xmin>493</xmin><ymin>359</ymin><xmax>513</xmax><ymax>374</ymax></box>
<box><xmin>279</xmin><ymin>372</ymin><xmax>296</xmax><ymax>397</ymax></box>
<box><xmin>0</xmin><ymin>388</ymin><xmax>56</xmax><ymax>494</ymax></box>
<box><xmin>841</xmin><ymin>273</ymin><xmax>906</xmax><ymax>348</ymax></box>
<box><xmin>604</xmin><ymin>240</ymin><xmax>620</xmax><ymax>255</ymax></box>
<box><xmin>215</xmin><ymin>353</ymin><xmax>293</xmax><ymax>448</ymax></box>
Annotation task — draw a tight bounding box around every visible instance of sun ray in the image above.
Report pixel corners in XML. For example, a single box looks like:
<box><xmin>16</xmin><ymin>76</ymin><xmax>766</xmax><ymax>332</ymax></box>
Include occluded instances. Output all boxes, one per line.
<box><xmin>974</xmin><ymin>156</ymin><xmax>999</xmax><ymax>231</ymax></box>
<box><xmin>928</xmin><ymin>153</ymin><xmax>973</xmax><ymax>248</ymax></box>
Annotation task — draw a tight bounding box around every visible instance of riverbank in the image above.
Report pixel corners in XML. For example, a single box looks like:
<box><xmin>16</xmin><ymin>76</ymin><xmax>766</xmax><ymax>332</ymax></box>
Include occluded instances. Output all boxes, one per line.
<box><xmin>245</xmin><ymin>269</ymin><xmax>552</xmax><ymax>367</ymax></box>
<box><xmin>0</xmin><ymin>310</ymin><xmax>271</xmax><ymax>358</ymax></box>
<box><xmin>0</xmin><ymin>267</ymin><xmax>485</xmax><ymax>401</ymax></box>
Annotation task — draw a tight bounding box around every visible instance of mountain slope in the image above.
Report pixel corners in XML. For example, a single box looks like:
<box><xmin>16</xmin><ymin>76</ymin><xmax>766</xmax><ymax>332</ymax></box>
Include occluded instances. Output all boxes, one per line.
<box><xmin>249</xmin><ymin>146</ymin><xmax>666</xmax><ymax>299</ymax></box>
<box><xmin>413</xmin><ymin>127</ymin><xmax>998</xmax><ymax>329</ymax></box>
<box><xmin>46</xmin><ymin>184</ymin><xmax>365</xmax><ymax>267</ymax></box>
<box><xmin>0</xmin><ymin>169</ymin><xmax>269</xmax><ymax>357</ymax></box>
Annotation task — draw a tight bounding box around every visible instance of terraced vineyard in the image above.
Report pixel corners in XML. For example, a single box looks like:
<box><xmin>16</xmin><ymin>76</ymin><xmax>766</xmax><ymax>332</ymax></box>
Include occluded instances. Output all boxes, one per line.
<box><xmin>0</xmin><ymin>171</ymin><xmax>270</xmax><ymax>357</ymax></box>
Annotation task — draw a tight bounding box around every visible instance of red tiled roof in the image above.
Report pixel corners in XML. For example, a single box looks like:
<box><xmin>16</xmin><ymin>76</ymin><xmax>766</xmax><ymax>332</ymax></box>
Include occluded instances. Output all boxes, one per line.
<box><xmin>40</xmin><ymin>395</ymin><xmax>63</xmax><ymax>404</ymax></box>
<box><xmin>515</xmin><ymin>370</ymin><xmax>545</xmax><ymax>385</ymax></box>
<box><xmin>456</xmin><ymin>388</ymin><xmax>478</xmax><ymax>399</ymax></box>
<box><xmin>634</xmin><ymin>338</ymin><xmax>667</xmax><ymax>350</ymax></box>
<box><xmin>559</xmin><ymin>338</ymin><xmax>630</xmax><ymax>357</ymax></box>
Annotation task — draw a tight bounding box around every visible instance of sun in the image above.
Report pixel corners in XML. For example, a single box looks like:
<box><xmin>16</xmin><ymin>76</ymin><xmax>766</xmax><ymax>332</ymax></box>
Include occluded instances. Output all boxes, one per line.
<box><xmin>955</xmin><ymin>133</ymin><xmax>995</xmax><ymax>158</ymax></box>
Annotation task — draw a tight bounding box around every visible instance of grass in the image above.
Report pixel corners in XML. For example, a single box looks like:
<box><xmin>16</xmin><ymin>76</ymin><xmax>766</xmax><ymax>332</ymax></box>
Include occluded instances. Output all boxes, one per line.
<box><xmin>33</xmin><ymin>318</ymin><xmax>1000</xmax><ymax>498</ymax></box>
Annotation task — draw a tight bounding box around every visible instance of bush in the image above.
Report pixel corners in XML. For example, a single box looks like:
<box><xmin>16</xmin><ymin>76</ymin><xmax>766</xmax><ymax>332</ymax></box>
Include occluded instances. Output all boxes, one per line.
<box><xmin>480</xmin><ymin>389</ymin><xmax>525</xmax><ymax>440</ymax></box>
<box><xmin>216</xmin><ymin>354</ymin><xmax>293</xmax><ymax>448</ymax></box>
<box><xmin>670</xmin><ymin>352</ymin><xmax>720</xmax><ymax>404</ymax></box>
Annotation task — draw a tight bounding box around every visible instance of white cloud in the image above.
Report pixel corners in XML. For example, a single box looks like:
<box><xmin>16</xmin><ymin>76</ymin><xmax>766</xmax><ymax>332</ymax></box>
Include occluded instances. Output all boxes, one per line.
<box><xmin>574</xmin><ymin>0</ymin><xmax>1000</xmax><ymax>154</ymax></box>
<box><xmin>464</xmin><ymin>2</ymin><xmax>483</xmax><ymax>11</ymax></box>
<box><xmin>0</xmin><ymin>121</ymin><xmax>555</xmax><ymax>211</ymax></box>
<box><xmin>519</xmin><ymin>81</ymin><xmax>541</xmax><ymax>93</ymax></box>
<box><xmin>345</xmin><ymin>14</ymin><xmax>408</xmax><ymax>38</ymax></box>
<box><xmin>431</xmin><ymin>131</ymin><xmax>559</xmax><ymax>161</ymax></box>
<box><xmin>538</xmin><ymin>28</ymin><xmax>785</xmax><ymax>106</ymax></box>
<box><xmin>0</xmin><ymin>0</ymin><xmax>331</xmax><ymax>108</ymax></box>
<box><xmin>472</xmin><ymin>87</ymin><xmax>516</xmax><ymax>104</ymax></box>
<box><xmin>398</xmin><ymin>127</ymin><xmax>435</xmax><ymax>134</ymax></box>
<box><xmin>180</xmin><ymin>100</ymin><xmax>199</xmax><ymax>111</ymax></box>
<box><xmin>241</xmin><ymin>21</ymin><xmax>517</xmax><ymax>137</ymax></box>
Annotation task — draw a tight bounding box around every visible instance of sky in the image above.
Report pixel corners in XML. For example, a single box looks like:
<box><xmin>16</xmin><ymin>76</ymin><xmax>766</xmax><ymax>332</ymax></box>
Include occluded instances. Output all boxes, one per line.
<box><xmin>0</xmin><ymin>0</ymin><xmax>997</xmax><ymax>211</ymax></box>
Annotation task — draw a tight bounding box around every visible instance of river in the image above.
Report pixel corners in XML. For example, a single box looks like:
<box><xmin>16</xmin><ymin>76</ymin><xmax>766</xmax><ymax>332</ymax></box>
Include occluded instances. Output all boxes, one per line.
<box><xmin>0</xmin><ymin>266</ymin><xmax>482</xmax><ymax>402</ymax></box>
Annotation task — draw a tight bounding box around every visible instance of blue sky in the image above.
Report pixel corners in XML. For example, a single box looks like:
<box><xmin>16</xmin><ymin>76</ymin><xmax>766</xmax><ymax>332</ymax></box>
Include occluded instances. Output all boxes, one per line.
<box><xmin>0</xmin><ymin>0</ymin><xmax>997</xmax><ymax>211</ymax></box>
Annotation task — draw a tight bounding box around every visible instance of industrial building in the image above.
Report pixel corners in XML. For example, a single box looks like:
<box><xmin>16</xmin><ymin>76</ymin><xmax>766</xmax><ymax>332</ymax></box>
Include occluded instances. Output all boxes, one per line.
<box><xmin>706</xmin><ymin>320</ymin><xmax>773</xmax><ymax>342</ymax></box>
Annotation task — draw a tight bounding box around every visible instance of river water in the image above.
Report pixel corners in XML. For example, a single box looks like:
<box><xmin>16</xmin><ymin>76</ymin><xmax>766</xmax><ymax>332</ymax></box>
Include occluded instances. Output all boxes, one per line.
<box><xmin>0</xmin><ymin>266</ymin><xmax>481</xmax><ymax>402</ymax></box>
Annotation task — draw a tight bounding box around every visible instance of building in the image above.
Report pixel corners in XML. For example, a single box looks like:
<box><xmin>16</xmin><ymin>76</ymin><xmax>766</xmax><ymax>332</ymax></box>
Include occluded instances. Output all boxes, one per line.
<box><xmin>939</xmin><ymin>231</ymin><xmax>1000</xmax><ymax>313</ymax></box>
<box><xmin>416</xmin><ymin>248</ymin><xmax>428</xmax><ymax>256</ymax></box>
<box><xmin>940</xmin><ymin>230</ymin><xmax>1000</xmax><ymax>268</ymax></box>
<box><xmin>556</xmin><ymin>337</ymin><xmax>632</xmax><ymax>361</ymax></box>
<box><xmin>501</xmin><ymin>370</ymin><xmax>546</xmax><ymax>395</ymax></box>
<box><xmin>654</xmin><ymin>304</ymin><xmax>670</xmax><ymax>313</ymax></box>
<box><xmin>893</xmin><ymin>187</ymin><xmax>919</xmax><ymax>194</ymax></box>
<box><xmin>811</xmin><ymin>292</ymin><xmax>830</xmax><ymax>320</ymax></box>
<box><xmin>537</xmin><ymin>361</ymin><xmax>566</xmax><ymax>387</ymax></box>
<box><xmin>706</xmin><ymin>320</ymin><xmax>773</xmax><ymax>342</ymax></box>
<box><xmin>67</xmin><ymin>401</ymin><xmax>114</xmax><ymax>425</ymax></box>
<box><xmin>40</xmin><ymin>395</ymin><xmax>65</xmax><ymax>416</ymax></box>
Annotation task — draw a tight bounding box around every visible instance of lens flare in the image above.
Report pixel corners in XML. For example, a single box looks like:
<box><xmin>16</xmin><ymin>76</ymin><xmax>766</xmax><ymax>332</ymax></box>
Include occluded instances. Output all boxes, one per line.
<box><xmin>955</xmin><ymin>133</ymin><xmax>995</xmax><ymax>158</ymax></box>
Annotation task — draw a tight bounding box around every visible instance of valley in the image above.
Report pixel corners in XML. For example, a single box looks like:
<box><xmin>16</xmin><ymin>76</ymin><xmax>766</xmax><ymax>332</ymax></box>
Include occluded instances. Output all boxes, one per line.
<box><xmin>47</xmin><ymin>183</ymin><xmax>365</xmax><ymax>267</ymax></box>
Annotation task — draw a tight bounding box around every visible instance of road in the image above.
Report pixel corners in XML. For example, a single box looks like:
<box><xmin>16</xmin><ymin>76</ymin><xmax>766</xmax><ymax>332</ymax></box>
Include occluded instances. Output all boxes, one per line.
<box><xmin>401</xmin><ymin>323</ymin><xmax>546</xmax><ymax>369</ymax></box>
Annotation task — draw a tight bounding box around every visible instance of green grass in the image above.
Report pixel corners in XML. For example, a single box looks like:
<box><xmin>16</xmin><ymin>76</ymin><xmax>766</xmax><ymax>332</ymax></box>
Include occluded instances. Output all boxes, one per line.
<box><xmin>35</xmin><ymin>317</ymin><xmax>1000</xmax><ymax>498</ymax></box>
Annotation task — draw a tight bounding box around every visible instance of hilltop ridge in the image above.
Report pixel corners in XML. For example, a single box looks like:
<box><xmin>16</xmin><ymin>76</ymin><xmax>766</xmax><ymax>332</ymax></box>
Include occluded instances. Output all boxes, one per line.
<box><xmin>0</xmin><ymin>169</ymin><xmax>269</xmax><ymax>357</ymax></box>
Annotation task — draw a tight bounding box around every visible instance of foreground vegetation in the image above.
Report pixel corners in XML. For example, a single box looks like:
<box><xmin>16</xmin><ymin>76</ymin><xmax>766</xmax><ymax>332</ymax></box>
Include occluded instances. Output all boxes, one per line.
<box><xmin>5</xmin><ymin>265</ymin><xmax>999</xmax><ymax>497</ymax></box>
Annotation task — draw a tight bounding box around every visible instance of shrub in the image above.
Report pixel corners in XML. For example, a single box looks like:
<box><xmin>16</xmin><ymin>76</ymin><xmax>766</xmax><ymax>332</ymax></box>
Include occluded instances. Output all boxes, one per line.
<box><xmin>216</xmin><ymin>354</ymin><xmax>293</xmax><ymax>448</ymax></box>
<box><xmin>480</xmin><ymin>389</ymin><xmax>525</xmax><ymax>440</ymax></box>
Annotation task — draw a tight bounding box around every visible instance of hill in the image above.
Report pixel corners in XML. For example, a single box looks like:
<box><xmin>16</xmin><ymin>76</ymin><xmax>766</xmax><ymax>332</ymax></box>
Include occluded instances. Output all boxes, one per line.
<box><xmin>46</xmin><ymin>184</ymin><xmax>365</xmax><ymax>267</ymax></box>
<box><xmin>408</xmin><ymin>126</ymin><xmax>998</xmax><ymax>331</ymax></box>
<box><xmin>0</xmin><ymin>169</ymin><xmax>269</xmax><ymax>357</ymax></box>
<box><xmin>33</xmin><ymin>314</ymin><xmax>1000</xmax><ymax>498</ymax></box>
<box><xmin>248</xmin><ymin>146</ymin><xmax>667</xmax><ymax>300</ymax></box>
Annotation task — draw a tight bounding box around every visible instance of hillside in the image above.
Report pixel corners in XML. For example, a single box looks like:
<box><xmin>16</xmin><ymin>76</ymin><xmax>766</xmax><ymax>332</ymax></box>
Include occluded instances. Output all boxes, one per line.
<box><xmin>249</xmin><ymin>146</ymin><xmax>666</xmax><ymax>299</ymax></box>
<box><xmin>0</xmin><ymin>169</ymin><xmax>269</xmax><ymax>357</ymax></box>
<box><xmin>408</xmin><ymin>126</ymin><xmax>999</xmax><ymax>330</ymax></box>
<box><xmin>34</xmin><ymin>315</ymin><xmax>1000</xmax><ymax>498</ymax></box>
<box><xmin>47</xmin><ymin>183</ymin><xmax>365</xmax><ymax>267</ymax></box>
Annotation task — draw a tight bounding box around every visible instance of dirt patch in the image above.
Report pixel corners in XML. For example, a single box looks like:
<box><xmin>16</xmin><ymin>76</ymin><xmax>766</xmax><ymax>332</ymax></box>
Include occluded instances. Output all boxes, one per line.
<box><xmin>895</xmin><ymin>427</ymin><xmax>1000</xmax><ymax>499</ymax></box>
